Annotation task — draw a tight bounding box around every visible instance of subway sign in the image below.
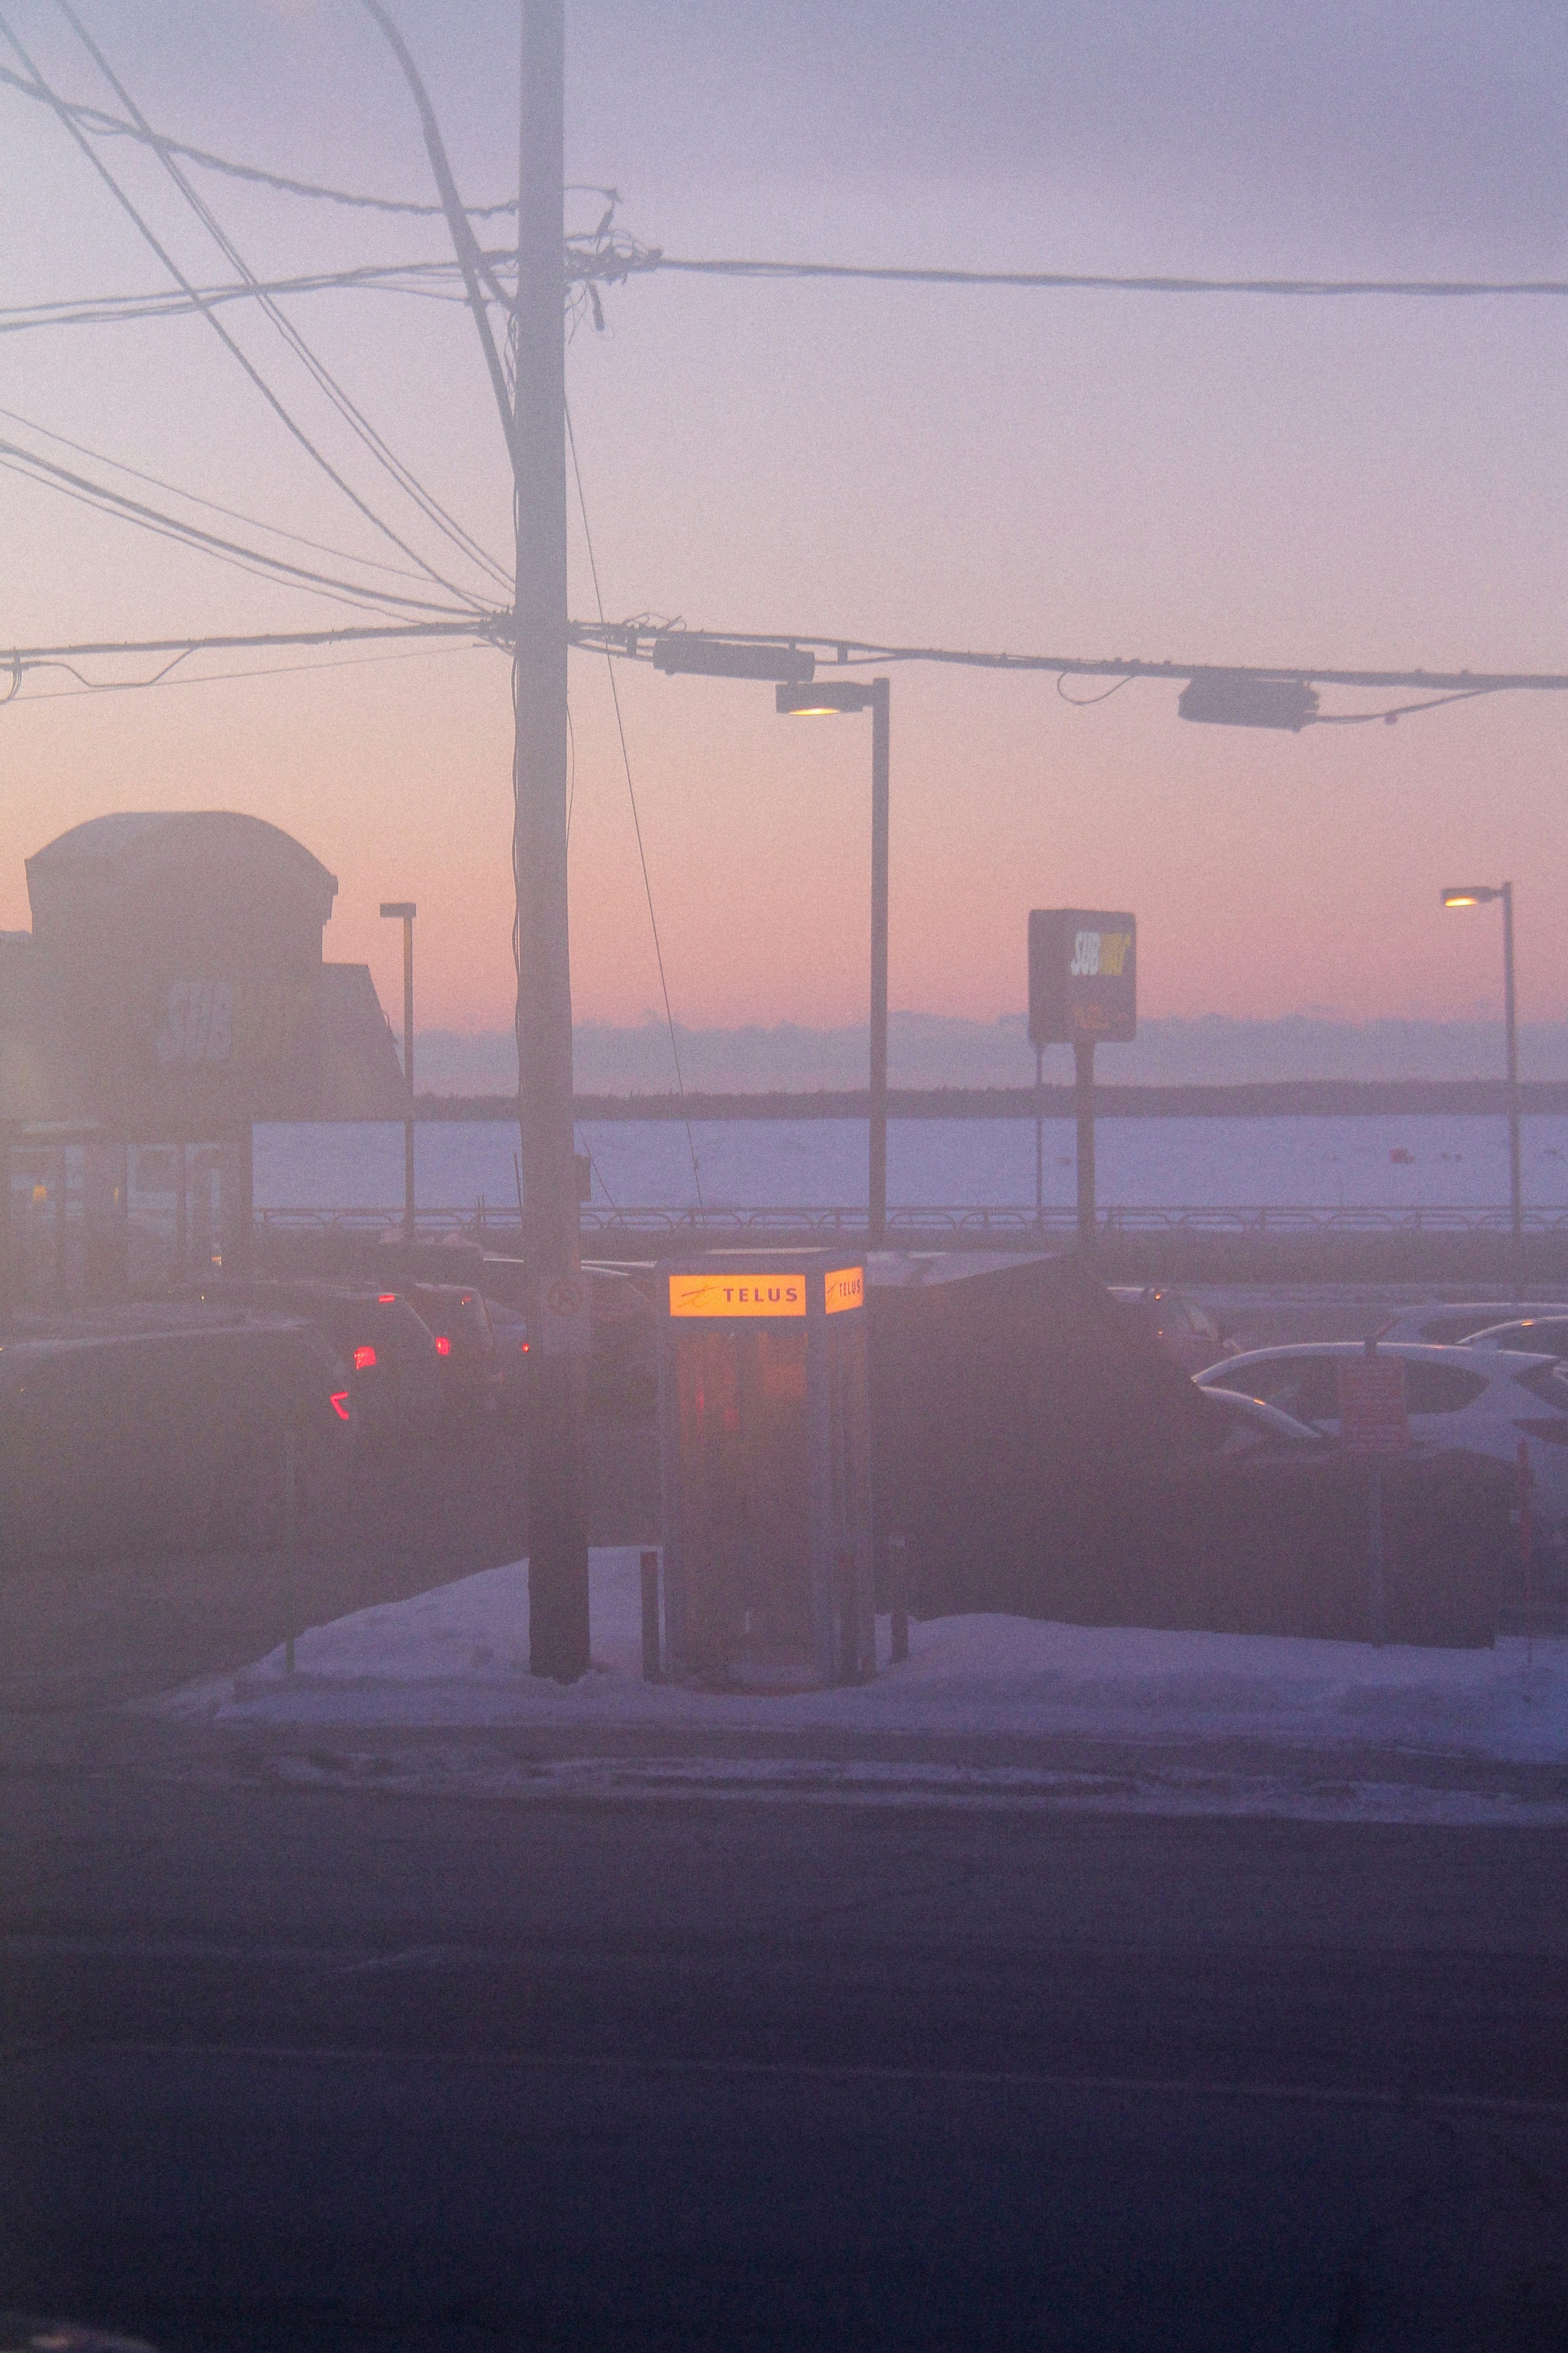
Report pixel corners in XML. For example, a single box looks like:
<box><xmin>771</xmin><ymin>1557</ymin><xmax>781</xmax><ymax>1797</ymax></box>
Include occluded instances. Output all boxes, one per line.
<box><xmin>1028</xmin><ymin>908</ymin><xmax>1137</xmax><ymax>1046</ymax></box>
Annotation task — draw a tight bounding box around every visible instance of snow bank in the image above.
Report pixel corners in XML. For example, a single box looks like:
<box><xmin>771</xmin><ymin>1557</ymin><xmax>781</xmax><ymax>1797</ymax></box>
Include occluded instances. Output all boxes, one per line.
<box><xmin>169</xmin><ymin>1547</ymin><xmax>1568</xmax><ymax>1765</ymax></box>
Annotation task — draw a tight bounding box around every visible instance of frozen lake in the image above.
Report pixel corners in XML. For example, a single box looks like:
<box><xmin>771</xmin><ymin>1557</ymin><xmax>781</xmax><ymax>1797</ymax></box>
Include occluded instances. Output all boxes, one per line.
<box><xmin>253</xmin><ymin>1114</ymin><xmax>1568</xmax><ymax>1213</ymax></box>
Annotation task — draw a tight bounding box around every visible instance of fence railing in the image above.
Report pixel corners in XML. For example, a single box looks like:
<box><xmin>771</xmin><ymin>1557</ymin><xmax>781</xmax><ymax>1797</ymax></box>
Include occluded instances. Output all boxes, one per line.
<box><xmin>252</xmin><ymin>1201</ymin><xmax>1568</xmax><ymax>1242</ymax></box>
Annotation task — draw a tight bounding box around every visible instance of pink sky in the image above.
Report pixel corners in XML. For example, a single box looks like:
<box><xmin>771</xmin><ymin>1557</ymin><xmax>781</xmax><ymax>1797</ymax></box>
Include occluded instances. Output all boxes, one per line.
<box><xmin>2</xmin><ymin>1</ymin><xmax>1566</xmax><ymax>1039</ymax></box>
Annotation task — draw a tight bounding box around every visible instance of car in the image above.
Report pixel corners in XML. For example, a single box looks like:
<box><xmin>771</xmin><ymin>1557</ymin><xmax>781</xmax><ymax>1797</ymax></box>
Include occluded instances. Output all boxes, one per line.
<box><xmin>1463</xmin><ymin>1314</ymin><xmax>1568</xmax><ymax>1362</ymax></box>
<box><xmin>1375</xmin><ymin>1300</ymin><xmax>1568</xmax><ymax>1347</ymax></box>
<box><xmin>0</xmin><ymin>1316</ymin><xmax>355</xmax><ymax>1566</ymax></box>
<box><xmin>1110</xmin><ymin>1284</ymin><xmax>1237</xmax><ymax>1373</ymax></box>
<box><xmin>407</xmin><ymin>1282</ymin><xmax>503</xmax><ymax>1420</ymax></box>
<box><xmin>1197</xmin><ymin>1386</ymin><xmax>1335</xmax><ymax>1456</ymax></box>
<box><xmin>189</xmin><ymin>1279</ymin><xmax>443</xmax><ymax>1446</ymax></box>
<box><xmin>1196</xmin><ymin>1339</ymin><xmax>1568</xmax><ymax>1558</ymax></box>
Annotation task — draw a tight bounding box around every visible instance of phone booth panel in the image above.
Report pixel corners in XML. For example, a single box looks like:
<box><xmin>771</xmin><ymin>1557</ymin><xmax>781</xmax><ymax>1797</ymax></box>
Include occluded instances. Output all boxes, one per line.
<box><xmin>659</xmin><ymin>1254</ymin><xmax>872</xmax><ymax>1690</ymax></box>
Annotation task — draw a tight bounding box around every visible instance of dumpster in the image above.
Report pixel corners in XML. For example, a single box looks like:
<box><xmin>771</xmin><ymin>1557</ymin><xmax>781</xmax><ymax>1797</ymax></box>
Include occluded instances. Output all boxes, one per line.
<box><xmin>658</xmin><ymin>1253</ymin><xmax>871</xmax><ymax>1689</ymax></box>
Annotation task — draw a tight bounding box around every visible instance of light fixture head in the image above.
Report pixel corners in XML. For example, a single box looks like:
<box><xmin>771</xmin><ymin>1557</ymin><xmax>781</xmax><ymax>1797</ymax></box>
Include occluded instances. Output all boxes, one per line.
<box><xmin>775</xmin><ymin>682</ymin><xmax>875</xmax><ymax>717</ymax></box>
<box><xmin>1441</xmin><ymin>887</ymin><xmax>1498</xmax><ymax>909</ymax></box>
<box><xmin>1177</xmin><ymin>670</ymin><xmax>1319</xmax><ymax>731</ymax></box>
<box><xmin>652</xmin><ymin>635</ymin><xmax>815</xmax><ymax>685</ymax></box>
<box><xmin>379</xmin><ymin>901</ymin><xmax>416</xmax><ymax>919</ymax></box>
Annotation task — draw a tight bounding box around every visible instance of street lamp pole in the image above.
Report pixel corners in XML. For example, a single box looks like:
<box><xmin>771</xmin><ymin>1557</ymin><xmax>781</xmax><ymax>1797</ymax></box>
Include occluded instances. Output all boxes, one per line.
<box><xmin>1502</xmin><ymin>880</ymin><xmax>1522</xmax><ymax>1291</ymax></box>
<box><xmin>775</xmin><ymin>677</ymin><xmax>892</xmax><ymax>1248</ymax></box>
<box><xmin>380</xmin><ymin>901</ymin><xmax>416</xmax><ymax>1243</ymax></box>
<box><xmin>1443</xmin><ymin>882</ymin><xmax>1523</xmax><ymax>1298</ymax></box>
<box><xmin>868</xmin><ymin>678</ymin><xmax>890</xmax><ymax>1249</ymax></box>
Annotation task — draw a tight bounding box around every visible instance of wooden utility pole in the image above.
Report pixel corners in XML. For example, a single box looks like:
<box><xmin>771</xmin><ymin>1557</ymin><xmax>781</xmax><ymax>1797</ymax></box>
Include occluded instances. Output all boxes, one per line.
<box><xmin>514</xmin><ymin>0</ymin><xmax>589</xmax><ymax>1678</ymax></box>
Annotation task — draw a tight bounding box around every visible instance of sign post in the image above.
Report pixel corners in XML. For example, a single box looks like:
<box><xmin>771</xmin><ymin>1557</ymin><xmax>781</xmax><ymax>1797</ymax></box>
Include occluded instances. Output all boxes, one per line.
<box><xmin>1028</xmin><ymin>911</ymin><xmax>1137</xmax><ymax>1249</ymax></box>
<box><xmin>1337</xmin><ymin>1339</ymin><xmax>1410</xmax><ymax>1647</ymax></box>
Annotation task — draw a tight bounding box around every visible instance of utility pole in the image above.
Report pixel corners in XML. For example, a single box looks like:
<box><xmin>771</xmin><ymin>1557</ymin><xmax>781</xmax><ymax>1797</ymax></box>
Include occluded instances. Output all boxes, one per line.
<box><xmin>515</xmin><ymin>0</ymin><xmax>589</xmax><ymax>1679</ymax></box>
<box><xmin>380</xmin><ymin>901</ymin><xmax>416</xmax><ymax>1243</ymax></box>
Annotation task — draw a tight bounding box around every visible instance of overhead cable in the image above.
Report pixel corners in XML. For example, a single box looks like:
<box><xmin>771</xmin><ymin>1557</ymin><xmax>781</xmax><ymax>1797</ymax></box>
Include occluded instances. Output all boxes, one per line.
<box><xmin>53</xmin><ymin>1</ymin><xmax>507</xmax><ymax>598</ymax></box>
<box><xmin>0</xmin><ymin>437</ymin><xmax>487</xmax><ymax>617</ymax></box>
<box><xmin>0</xmin><ymin>56</ymin><xmax>517</xmax><ymax>215</ymax></box>
<box><xmin>0</xmin><ymin>402</ymin><xmax>454</xmax><ymax>587</ymax></box>
<box><xmin>647</xmin><ymin>254</ymin><xmax>1568</xmax><ymax>300</ymax></box>
<box><xmin>0</xmin><ymin>13</ymin><xmax>491</xmax><ymax>610</ymax></box>
<box><xmin>566</xmin><ymin>399</ymin><xmax>704</xmax><ymax>1210</ymax></box>
<box><xmin>0</xmin><ymin>258</ymin><xmax>494</xmax><ymax>335</ymax></box>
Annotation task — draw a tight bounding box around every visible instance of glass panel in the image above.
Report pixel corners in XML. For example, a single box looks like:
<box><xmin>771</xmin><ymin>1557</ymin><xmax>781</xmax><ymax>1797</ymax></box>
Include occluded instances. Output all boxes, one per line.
<box><xmin>674</xmin><ymin>1322</ymin><xmax>812</xmax><ymax>1685</ymax></box>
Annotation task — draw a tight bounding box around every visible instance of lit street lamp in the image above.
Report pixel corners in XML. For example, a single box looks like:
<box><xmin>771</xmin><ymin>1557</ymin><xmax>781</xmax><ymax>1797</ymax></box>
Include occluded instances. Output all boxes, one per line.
<box><xmin>380</xmin><ymin>901</ymin><xmax>417</xmax><ymax>1244</ymax></box>
<box><xmin>1442</xmin><ymin>882</ymin><xmax>1522</xmax><ymax>1294</ymax></box>
<box><xmin>777</xmin><ymin>678</ymin><xmax>892</xmax><ymax>1250</ymax></box>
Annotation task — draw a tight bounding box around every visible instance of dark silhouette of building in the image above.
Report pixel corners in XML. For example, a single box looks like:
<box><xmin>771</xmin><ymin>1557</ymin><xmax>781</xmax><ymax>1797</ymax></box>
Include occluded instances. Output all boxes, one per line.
<box><xmin>1</xmin><ymin>811</ymin><xmax>404</xmax><ymax>1307</ymax></box>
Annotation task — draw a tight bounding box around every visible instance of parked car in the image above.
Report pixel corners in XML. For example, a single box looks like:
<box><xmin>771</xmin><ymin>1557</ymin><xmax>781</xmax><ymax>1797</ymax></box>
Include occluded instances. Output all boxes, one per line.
<box><xmin>1111</xmin><ymin>1285</ymin><xmax>1236</xmax><ymax>1373</ymax></box>
<box><xmin>0</xmin><ymin>1318</ymin><xmax>355</xmax><ymax>1567</ymax></box>
<box><xmin>1198</xmin><ymin>1387</ymin><xmax>1335</xmax><ymax>1456</ymax></box>
<box><xmin>1197</xmin><ymin>1339</ymin><xmax>1568</xmax><ymax>1558</ymax></box>
<box><xmin>407</xmin><ymin>1282</ymin><xmax>503</xmax><ymax>1420</ymax></box>
<box><xmin>1377</xmin><ymin>1300</ymin><xmax>1568</xmax><ymax>1346</ymax></box>
<box><xmin>1463</xmin><ymin>1314</ymin><xmax>1568</xmax><ymax>1362</ymax></box>
<box><xmin>189</xmin><ymin>1279</ymin><xmax>442</xmax><ymax>1446</ymax></box>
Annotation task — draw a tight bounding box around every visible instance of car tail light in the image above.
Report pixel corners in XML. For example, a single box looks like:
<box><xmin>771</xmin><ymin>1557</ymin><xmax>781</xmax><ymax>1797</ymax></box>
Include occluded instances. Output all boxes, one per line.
<box><xmin>330</xmin><ymin>1391</ymin><xmax>351</xmax><ymax>1420</ymax></box>
<box><xmin>435</xmin><ymin>1335</ymin><xmax>452</xmax><ymax>1357</ymax></box>
<box><xmin>1514</xmin><ymin>1417</ymin><xmax>1568</xmax><ymax>1446</ymax></box>
<box><xmin>353</xmin><ymin>1344</ymin><xmax>377</xmax><ymax>1371</ymax></box>
<box><xmin>520</xmin><ymin>1340</ymin><xmax>529</xmax><ymax>1353</ymax></box>
<box><xmin>460</xmin><ymin>1292</ymin><xmax>474</xmax><ymax>1306</ymax></box>
<box><xmin>378</xmin><ymin>1292</ymin><xmax>396</xmax><ymax>1304</ymax></box>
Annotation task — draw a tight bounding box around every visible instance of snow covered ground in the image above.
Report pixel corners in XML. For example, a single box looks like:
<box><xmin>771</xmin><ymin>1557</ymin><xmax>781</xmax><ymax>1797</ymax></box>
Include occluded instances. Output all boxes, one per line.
<box><xmin>168</xmin><ymin>1547</ymin><xmax>1568</xmax><ymax>1779</ymax></box>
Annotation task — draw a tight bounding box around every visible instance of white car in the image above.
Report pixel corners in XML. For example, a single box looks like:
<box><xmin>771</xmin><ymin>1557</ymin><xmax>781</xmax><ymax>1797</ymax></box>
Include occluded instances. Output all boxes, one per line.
<box><xmin>1376</xmin><ymin>1301</ymin><xmax>1568</xmax><ymax>1347</ymax></box>
<box><xmin>1196</xmin><ymin>1340</ymin><xmax>1568</xmax><ymax>1554</ymax></box>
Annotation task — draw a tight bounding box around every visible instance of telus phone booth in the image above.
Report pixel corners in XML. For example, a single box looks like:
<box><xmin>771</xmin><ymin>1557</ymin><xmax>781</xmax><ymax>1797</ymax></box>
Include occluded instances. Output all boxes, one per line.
<box><xmin>658</xmin><ymin>1253</ymin><xmax>872</xmax><ymax>1690</ymax></box>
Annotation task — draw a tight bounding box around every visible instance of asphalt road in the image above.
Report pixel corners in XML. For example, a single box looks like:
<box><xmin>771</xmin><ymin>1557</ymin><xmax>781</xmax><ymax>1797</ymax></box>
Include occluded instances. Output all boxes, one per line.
<box><xmin>3</xmin><ymin>1732</ymin><xmax>1566</xmax><ymax>2352</ymax></box>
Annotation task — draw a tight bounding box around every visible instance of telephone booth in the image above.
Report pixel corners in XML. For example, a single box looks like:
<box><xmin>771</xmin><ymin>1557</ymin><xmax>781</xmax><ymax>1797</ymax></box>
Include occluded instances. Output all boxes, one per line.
<box><xmin>659</xmin><ymin>1252</ymin><xmax>872</xmax><ymax>1690</ymax></box>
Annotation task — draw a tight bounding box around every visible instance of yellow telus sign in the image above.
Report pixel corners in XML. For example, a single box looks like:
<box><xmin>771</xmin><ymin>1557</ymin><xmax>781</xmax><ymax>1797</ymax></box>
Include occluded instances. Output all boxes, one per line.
<box><xmin>824</xmin><ymin>1267</ymin><xmax>864</xmax><ymax>1314</ymax></box>
<box><xmin>668</xmin><ymin>1273</ymin><xmax>807</xmax><ymax>1318</ymax></box>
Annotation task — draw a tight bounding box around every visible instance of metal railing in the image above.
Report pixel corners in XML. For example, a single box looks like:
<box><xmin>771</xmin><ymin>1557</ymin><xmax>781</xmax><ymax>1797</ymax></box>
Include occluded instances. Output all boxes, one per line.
<box><xmin>252</xmin><ymin>1201</ymin><xmax>1568</xmax><ymax>1242</ymax></box>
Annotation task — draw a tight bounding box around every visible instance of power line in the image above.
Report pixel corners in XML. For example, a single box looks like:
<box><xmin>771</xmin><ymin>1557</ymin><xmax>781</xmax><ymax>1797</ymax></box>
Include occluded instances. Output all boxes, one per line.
<box><xmin>0</xmin><ymin>13</ymin><xmax>492</xmax><ymax>610</ymax></box>
<box><xmin>0</xmin><ymin>259</ymin><xmax>479</xmax><ymax>334</ymax></box>
<box><xmin>0</xmin><ymin>61</ymin><xmax>621</xmax><ymax>220</ymax></box>
<box><xmin>0</xmin><ymin>436</ymin><xmax>483</xmax><ymax>617</ymax></box>
<box><xmin>12</xmin><ymin>637</ymin><xmax>483</xmax><ymax>704</ymax></box>
<box><xmin>0</xmin><ymin>402</ymin><xmax>452</xmax><ymax>587</ymax></box>
<box><xmin>53</xmin><ymin>2</ymin><xmax>507</xmax><ymax>599</ymax></box>
<box><xmin>579</xmin><ymin>623</ymin><xmax>1568</xmax><ymax>700</ymax></box>
<box><xmin>647</xmin><ymin>254</ymin><xmax>1568</xmax><ymax>301</ymax></box>
<box><xmin>566</xmin><ymin>401</ymin><xmax>704</xmax><ymax>1211</ymax></box>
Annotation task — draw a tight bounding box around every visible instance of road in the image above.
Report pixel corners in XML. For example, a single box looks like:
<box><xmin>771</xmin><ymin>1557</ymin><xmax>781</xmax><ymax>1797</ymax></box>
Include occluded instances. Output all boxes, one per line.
<box><xmin>3</xmin><ymin>1716</ymin><xmax>1566</xmax><ymax>2352</ymax></box>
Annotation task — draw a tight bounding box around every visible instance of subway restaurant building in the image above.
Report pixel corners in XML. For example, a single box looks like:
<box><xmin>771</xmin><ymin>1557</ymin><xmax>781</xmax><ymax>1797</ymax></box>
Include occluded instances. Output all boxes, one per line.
<box><xmin>0</xmin><ymin>811</ymin><xmax>405</xmax><ymax>1311</ymax></box>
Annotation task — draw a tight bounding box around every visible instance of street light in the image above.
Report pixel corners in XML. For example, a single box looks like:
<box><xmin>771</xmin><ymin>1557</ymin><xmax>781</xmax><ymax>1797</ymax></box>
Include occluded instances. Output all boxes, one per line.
<box><xmin>777</xmin><ymin>678</ymin><xmax>892</xmax><ymax>1249</ymax></box>
<box><xmin>1442</xmin><ymin>883</ymin><xmax>1522</xmax><ymax>1295</ymax></box>
<box><xmin>380</xmin><ymin>901</ymin><xmax>417</xmax><ymax>1244</ymax></box>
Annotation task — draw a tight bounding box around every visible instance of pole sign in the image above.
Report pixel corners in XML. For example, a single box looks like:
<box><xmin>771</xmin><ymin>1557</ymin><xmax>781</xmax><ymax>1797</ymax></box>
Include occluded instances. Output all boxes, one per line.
<box><xmin>1337</xmin><ymin>1354</ymin><xmax>1409</xmax><ymax>1455</ymax></box>
<box><xmin>537</xmin><ymin>1271</ymin><xmax>593</xmax><ymax>1357</ymax></box>
<box><xmin>1028</xmin><ymin>910</ymin><xmax>1137</xmax><ymax>1046</ymax></box>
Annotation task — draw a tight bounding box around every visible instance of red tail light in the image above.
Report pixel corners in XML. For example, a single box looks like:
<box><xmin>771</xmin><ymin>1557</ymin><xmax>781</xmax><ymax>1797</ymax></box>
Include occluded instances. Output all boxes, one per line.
<box><xmin>435</xmin><ymin>1335</ymin><xmax>452</xmax><ymax>1357</ymax></box>
<box><xmin>378</xmin><ymin>1292</ymin><xmax>396</xmax><ymax>1304</ymax></box>
<box><xmin>520</xmin><ymin>1340</ymin><xmax>529</xmax><ymax>1353</ymax></box>
<box><xmin>353</xmin><ymin>1344</ymin><xmax>377</xmax><ymax>1371</ymax></box>
<box><xmin>330</xmin><ymin>1391</ymin><xmax>351</xmax><ymax>1420</ymax></box>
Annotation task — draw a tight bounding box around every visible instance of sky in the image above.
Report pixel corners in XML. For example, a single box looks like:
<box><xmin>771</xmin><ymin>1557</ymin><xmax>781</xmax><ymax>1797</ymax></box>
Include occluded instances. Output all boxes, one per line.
<box><xmin>2</xmin><ymin>0</ymin><xmax>1567</xmax><ymax>1057</ymax></box>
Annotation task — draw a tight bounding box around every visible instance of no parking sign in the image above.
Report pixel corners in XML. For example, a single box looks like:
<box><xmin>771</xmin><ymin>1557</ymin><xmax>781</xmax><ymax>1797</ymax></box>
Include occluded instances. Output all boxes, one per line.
<box><xmin>537</xmin><ymin>1271</ymin><xmax>592</xmax><ymax>1357</ymax></box>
